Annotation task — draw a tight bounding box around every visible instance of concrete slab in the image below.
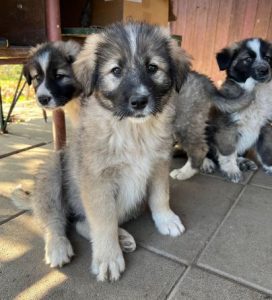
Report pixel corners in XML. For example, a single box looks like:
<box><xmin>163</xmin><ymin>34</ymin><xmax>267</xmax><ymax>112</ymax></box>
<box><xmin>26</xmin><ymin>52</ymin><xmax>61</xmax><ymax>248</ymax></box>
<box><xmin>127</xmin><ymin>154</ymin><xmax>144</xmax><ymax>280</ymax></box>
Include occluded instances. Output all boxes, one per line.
<box><xmin>124</xmin><ymin>175</ymin><xmax>243</xmax><ymax>264</ymax></box>
<box><xmin>198</xmin><ymin>185</ymin><xmax>272</xmax><ymax>294</ymax></box>
<box><xmin>0</xmin><ymin>214</ymin><xmax>185</xmax><ymax>300</ymax></box>
<box><xmin>171</xmin><ymin>158</ymin><xmax>253</xmax><ymax>185</ymax></box>
<box><xmin>0</xmin><ymin>134</ymin><xmax>45</xmax><ymax>157</ymax></box>
<box><xmin>169</xmin><ymin>267</ymin><xmax>270</xmax><ymax>300</ymax></box>
<box><xmin>250</xmin><ymin>169</ymin><xmax>272</xmax><ymax>189</ymax></box>
<box><xmin>0</xmin><ymin>144</ymin><xmax>53</xmax><ymax>198</ymax></box>
<box><xmin>8</xmin><ymin>118</ymin><xmax>53</xmax><ymax>142</ymax></box>
<box><xmin>0</xmin><ymin>195</ymin><xmax>21</xmax><ymax>223</ymax></box>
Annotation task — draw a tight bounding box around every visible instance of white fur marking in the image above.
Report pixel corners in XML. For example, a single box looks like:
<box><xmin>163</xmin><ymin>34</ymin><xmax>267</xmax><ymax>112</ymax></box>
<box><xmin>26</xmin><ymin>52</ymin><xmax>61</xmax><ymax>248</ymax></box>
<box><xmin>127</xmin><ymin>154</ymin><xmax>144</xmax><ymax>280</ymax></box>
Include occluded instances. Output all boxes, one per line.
<box><xmin>126</xmin><ymin>26</ymin><xmax>137</xmax><ymax>56</ymax></box>
<box><xmin>247</xmin><ymin>39</ymin><xmax>261</xmax><ymax>61</ymax></box>
<box><xmin>170</xmin><ymin>158</ymin><xmax>198</xmax><ymax>180</ymax></box>
<box><xmin>237</xmin><ymin>77</ymin><xmax>257</xmax><ymax>92</ymax></box>
<box><xmin>38</xmin><ymin>52</ymin><xmax>50</xmax><ymax>73</ymax></box>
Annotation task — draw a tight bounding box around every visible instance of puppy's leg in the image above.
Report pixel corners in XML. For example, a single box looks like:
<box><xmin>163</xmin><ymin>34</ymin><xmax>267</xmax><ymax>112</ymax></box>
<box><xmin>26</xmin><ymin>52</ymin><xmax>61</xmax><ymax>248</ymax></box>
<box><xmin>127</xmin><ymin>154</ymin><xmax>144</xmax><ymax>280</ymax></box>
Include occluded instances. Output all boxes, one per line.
<box><xmin>150</xmin><ymin>160</ymin><xmax>185</xmax><ymax>236</ymax></box>
<box><xmin>218</xmin><ymin>152</ymin><xmax>242</xmax><ymax>183</ymax></box>
<box><xmin>76</xmin><ymin>219</ymin><xmax>136</xmax><ymax>253</ymax></box>
<box><xmin>33</xmin><ymin>153</ymin><xmax>74</xmax><ymax>268</ymax></box>
<box><xmin>80</xmin><ymin>178</ymin><xmax>125</xmax><ymax>282</ymax></box>
<box><xmin>170</xmin><ymin>142</ymin><xmax>208</xmax><ymax>180</ymax></box>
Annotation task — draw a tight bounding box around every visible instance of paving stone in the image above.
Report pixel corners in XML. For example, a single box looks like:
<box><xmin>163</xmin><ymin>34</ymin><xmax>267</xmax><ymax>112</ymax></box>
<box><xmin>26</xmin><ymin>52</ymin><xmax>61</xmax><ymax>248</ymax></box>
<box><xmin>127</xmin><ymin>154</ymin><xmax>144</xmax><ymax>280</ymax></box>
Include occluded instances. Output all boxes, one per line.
<box><xmin>250</xmin><ymin>169</ymin><xmax>272</xmax><ymax>189</ymax></box>
<box><xmin>169</xmin><ymin>267</ymin><xmax>271</xmax><ymax>300</ymax></box>
<box><xmin>198</xmin><ymin>185</ymin><xmax>272</xmax><ymax>294</ymax></box>
<box><xmin>171</xmin><ymin>157</ymin><xmax>253</xmax><ymax>185</ymax></box>
<box><xmin>0</xmin><ymin>134</ymin><xmax>45</xmax><ymax>157</ymax></box>
<box><xmin>124</xmin><ymin>175</ymin><xmax>243</xmax><ymax>264</ymax></box>
<box><xmin>0</xmin><ymin>195</ymin><xmax>21</xmax><ymax>223</ymax></box>
<box><xmin>0</xmin><ymin>214</ymin><xmax>185</xmax><ymax>300</ymax></box>
<box><xmin>0</xmin><ymin>144</ymin><xmax>53</xmax><ymax>198</ymax></box>
<box><xmin>8</xmin><ymin>118</ymin><xmax>53</xmax><ymax>142</ymax></box>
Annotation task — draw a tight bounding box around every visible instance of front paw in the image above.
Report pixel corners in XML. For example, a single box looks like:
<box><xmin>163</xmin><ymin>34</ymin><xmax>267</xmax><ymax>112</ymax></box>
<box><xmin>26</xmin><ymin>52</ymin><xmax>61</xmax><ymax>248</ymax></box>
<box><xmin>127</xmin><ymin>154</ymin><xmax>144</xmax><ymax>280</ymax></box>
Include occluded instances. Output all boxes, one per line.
<box><xmin>170</xmin><ymin>167</ymin><xmax>197</xmax><ymax>180</ymax></box>
<box><xmin>153</xmin><ymin>210</ymin><xmax>185</xmax><ymax>237</ymax></box>
<box><xmin>222</xmin><ymin>170</ymin><xmax>243</xmax><ymax>183</ymax></box>
<box><xmin>237</xmin><ymin>157</ymin><xmax>258</xmax><ymax>171</ymax></box>
<box><xmin>91</xmin><ymin>246</ymin><xmax>125</xmax><ymax>282</ymax></box>
<box><xmin>45</xmin><ymin>236</ymin><xmax>74</xmax><ymax>268</ymax></box>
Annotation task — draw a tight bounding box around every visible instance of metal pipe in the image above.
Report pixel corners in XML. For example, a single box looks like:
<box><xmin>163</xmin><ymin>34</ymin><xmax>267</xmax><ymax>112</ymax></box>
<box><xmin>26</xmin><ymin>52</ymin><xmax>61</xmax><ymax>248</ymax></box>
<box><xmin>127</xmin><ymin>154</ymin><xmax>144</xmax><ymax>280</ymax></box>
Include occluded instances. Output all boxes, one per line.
<box><xmin>45</xmin><ymin>0</ymin><xmax>66</xmax><ymax>150</ymax></box>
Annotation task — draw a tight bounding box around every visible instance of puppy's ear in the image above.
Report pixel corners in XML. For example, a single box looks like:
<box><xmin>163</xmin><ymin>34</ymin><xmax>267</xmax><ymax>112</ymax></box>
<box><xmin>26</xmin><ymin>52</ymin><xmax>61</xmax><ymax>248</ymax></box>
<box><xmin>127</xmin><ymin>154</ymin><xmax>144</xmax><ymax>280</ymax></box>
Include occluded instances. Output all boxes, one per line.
<box><xmin>169</xmin><ymin>39</ymin><xmax>191</xmax><ymax>92</ymax></box>
<box><xmin>73</xmin><ymin>34</ymin><xmax>102</xmax><ymax>96</ymax></box>
<box><xmin>54</xmin><ymin>40</ymin><xmax>81</xmax><ymax>64</ymax></box>
<box><xmin>216</xmin><ymin>48</ymin><xmax>234</xmax><ymax>71</ymax></box>
<box><xmin>23</xmin><ymin>63</ymin><xmax>32</xmax><ymax>85</ymax></box>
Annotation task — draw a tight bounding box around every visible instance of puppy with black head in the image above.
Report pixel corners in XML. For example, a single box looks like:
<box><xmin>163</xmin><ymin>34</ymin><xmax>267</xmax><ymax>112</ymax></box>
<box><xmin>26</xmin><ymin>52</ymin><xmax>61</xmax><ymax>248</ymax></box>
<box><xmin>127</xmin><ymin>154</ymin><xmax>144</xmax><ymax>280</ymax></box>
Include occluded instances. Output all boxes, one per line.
<box><xmin>214</xmin><ymin>38</ymin><xmax>272</xmax><ymax>182</ymax></box>
<box><xmin>171</xmin><ymin>38</ymin><xmax>272</xmax><ymax>183</ymax></box>
<box><xmin>23</xmin><ymin>40</ymin><xmax>81</xmax><ymax>126</ymax></box>
<box><xmin>15</xmin><ymin>22</ymin><xmax>190</xmax><ymax>282</ymax></box>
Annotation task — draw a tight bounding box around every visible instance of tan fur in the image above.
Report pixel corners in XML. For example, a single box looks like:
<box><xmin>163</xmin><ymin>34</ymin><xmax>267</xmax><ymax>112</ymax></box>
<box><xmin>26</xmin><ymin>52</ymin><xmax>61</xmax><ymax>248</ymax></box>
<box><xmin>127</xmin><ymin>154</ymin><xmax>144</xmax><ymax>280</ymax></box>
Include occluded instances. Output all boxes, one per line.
<box><xmin>17</xmin><ymin>23</ymin><xmax>188</xmax><ymax>282</ymax></box>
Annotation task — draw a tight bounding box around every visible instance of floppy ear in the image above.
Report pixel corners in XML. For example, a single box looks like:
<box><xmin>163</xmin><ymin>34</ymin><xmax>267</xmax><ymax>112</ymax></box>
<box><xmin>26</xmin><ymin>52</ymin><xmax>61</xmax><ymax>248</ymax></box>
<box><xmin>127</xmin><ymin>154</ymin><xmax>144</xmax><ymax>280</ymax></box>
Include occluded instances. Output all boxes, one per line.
<box><xmin>72</xmin><ymin>34</ymin><xmax>102</xmax><ymax>96</ymax></box>
<box><xmin>216</xmin><ymin>48</ymin><xmax>234</xmax><ymax>71</ymax></box>
<box><xmin>54</xmin><ymin>40</ymin><xmax>81</xmax><ymax>64</ymax></box>
<box><xmin>169</xmin><ymin>39</ymin><xmax>191</xmax><ymax>92</ymax></box>
<box><xmin>23</xmin><ymin>63</ymin><xmax>32</xmax><ymax>85</ymax></box>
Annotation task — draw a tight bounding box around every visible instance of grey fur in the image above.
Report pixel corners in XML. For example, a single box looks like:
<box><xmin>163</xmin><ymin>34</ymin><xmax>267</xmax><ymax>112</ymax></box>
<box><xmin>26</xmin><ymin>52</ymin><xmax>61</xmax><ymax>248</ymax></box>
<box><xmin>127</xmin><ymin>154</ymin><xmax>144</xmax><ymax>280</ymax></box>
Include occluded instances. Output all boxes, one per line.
<box><xmin>171</xmin><ymin>71</ymin><xmax>255</xmax><ymax>181</ymax></box>
<box><xmin>172</xmin><ymin>38</ymin><xmax>272</xmax><ymax>183</ymax></box>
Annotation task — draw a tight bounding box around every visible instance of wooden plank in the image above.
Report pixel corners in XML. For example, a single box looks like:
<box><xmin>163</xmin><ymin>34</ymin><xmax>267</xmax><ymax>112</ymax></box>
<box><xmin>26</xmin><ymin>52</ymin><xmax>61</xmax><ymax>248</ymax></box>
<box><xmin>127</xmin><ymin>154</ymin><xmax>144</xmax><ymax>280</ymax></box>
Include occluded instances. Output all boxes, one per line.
<box><xmin>253</xmin><ymin>0</ymin><xmax>272</xmax><ymax>38</ymax></box>
<box><xmin>201</xmin><ymin>0</ymin><xmax>220</xmax><ymax>76</ymax></box>
<box><xmin>0</xmin><ymin>47</ymin><xmax>30</xmax><ymax>58</ymax></box>
<box><xmin>211</xmin><ymin>0</ymin><xmax>234</xmax><ymax>82</ymax></box>
<box><xmin>241</xmin><ymin>0</ymin><xmax>258</xmax><ymax>38</ymax></box>
<box><xmin>193</xmin><ymin>0</ymin><xmax>209</xmax><ymax>71</ymax></box>
<box><xmin>228</xmin><ymin>0</ymin><xmax>247</xmax><ymax>42</ymax></box>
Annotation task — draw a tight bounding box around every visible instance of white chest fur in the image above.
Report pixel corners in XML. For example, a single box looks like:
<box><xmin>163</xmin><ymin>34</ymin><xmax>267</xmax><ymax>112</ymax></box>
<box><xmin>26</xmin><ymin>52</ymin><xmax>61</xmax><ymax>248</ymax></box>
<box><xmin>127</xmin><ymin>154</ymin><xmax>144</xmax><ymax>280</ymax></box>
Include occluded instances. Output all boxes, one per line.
<box><xmin>81</xmin><ymin>99</ymin><xmax>174</xmax><ymax>223</ymax></box>
<box><xmin>233</xmin><ymin>82</ymin><xmax>272</xmax><ymax>154</ymax></box>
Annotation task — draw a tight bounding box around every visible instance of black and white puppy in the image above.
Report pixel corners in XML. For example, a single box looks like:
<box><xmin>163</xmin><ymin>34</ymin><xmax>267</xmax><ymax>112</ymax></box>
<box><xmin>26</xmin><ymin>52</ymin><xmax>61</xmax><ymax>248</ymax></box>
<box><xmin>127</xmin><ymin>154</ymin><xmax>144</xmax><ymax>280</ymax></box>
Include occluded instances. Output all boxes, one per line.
<box><xmin>214</xmin><ymin>38</ymin><xmax>272</xmax><ymax>182</ymax></box>
<box><xmin>23</xmin><ymin>40</ymin><xmax>81</xmax><ymax>125</ymax></box>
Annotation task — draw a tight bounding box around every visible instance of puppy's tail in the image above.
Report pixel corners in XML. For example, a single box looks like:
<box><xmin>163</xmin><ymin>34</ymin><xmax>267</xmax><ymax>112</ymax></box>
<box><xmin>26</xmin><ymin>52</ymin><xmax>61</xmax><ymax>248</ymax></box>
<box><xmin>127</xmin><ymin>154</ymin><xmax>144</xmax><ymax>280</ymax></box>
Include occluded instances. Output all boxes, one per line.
<box><xmin>11</xmin><ymin>185</ymin><xmax>32</xmax><ymax>211</ymax></box>
<box><xmin>212</xmin><ymin>80</ymin><xmax>255</xmax><ymax>113</ymax></box>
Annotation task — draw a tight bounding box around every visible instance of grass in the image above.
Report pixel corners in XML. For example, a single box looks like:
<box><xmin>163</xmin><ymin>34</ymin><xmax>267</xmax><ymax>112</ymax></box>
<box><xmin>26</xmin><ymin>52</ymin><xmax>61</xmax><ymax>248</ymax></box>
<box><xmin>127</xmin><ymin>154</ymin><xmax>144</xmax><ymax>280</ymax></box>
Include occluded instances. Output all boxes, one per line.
<box><xmin>0</xmin><ymin>65</ymin><xmax>34</xmax><ymax>104</ymax></box>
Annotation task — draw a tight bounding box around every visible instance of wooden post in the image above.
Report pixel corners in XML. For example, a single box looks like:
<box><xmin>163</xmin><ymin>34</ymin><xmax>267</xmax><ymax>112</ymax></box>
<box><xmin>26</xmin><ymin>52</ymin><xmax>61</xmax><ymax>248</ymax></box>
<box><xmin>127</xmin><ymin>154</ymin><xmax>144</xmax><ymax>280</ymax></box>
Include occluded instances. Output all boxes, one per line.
<box><xmin>45</xmin><ymin>0</ymin><xmax>66</xmax><ymax>150</ymax></box>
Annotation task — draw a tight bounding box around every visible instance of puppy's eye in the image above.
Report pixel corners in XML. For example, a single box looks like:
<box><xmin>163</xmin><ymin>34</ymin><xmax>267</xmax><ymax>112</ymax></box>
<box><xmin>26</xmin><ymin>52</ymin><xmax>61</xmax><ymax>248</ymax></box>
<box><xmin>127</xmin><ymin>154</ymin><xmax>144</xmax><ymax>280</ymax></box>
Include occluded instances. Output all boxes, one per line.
<box><xmin>264</xmin><ymin>55</ymin><xmax>271</xmax><ymax>63</ymax></box>
<box><xmin>55</xmin><ymin>74</ymin><xmax>65</xmax><ymax>80</ymax></box>
<box><xmin>244</xmin><ymin>57</ymin><xmax>253</xmax><ymax>64</ymax></box>
<box><xmin>147</xmin><ymin>64</ymin><xmax>158</xmax><ymax>74</ymax></box>
<box><xmin>111</xmin><ymin>67</ymin><xmax>122</xmax><ymax>77</ymax></box>
<box><xmin>33</xmin><ymin>74</ymin><xmax>41</xmax><ymax>81</ymax></box>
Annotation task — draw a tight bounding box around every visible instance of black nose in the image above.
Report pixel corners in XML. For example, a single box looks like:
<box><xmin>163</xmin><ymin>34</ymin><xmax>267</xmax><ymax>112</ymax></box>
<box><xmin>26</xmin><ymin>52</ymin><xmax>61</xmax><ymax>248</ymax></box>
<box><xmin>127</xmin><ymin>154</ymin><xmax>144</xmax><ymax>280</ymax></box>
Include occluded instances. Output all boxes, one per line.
<box><xmin>38</xmin><ymin>95</ymin><xmax>51</xmax><ymax>105</ymax></box>
<box><xmin>129</xmin><ymin>95</ymin><xmax>148</xmax><ymax>110</ymax></box>
<box><xmin>257</xmin><ymin>66</ymin><xmax>269</xmax><ymax>76</ymax></box>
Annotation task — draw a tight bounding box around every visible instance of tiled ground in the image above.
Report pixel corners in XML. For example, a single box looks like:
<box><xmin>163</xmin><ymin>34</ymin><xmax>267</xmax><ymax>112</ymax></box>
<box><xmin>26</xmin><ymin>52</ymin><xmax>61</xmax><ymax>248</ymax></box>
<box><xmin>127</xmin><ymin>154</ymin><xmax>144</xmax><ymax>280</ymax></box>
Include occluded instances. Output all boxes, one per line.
<box><xmin>0</xmin><ymin>118</ymin><xmax>272</xmax><ymax>300</ymax></box>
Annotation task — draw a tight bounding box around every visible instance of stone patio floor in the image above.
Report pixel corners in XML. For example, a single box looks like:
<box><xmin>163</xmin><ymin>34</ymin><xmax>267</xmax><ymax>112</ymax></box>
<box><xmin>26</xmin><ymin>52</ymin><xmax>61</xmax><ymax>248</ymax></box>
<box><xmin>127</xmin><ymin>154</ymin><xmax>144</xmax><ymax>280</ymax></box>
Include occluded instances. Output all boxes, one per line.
<box><xmin>0</xmin><ymin>114</ymin><xmax>272</xmax><ymax>300</ymax></box>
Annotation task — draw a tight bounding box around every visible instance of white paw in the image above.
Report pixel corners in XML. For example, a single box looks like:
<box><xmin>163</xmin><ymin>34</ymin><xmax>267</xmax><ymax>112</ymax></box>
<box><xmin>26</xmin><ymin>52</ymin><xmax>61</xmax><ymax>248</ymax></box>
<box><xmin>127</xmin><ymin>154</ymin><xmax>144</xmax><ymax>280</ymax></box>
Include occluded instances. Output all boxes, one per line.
<box><xmin>153</xmin><ymin>210</ymin><xmax>185</xmax><ymax>237</ymax></box>
<box><xmin>170</xmin><ymin>168</ymin><xmax>197</xmax><ymax>180</ymax></box>
<box><xmin>200</xmin><ymin>158</ymin><xmax>216</xmax><ymax>174</ymax></box>
<box><xmin>45</xmin><ymin>236</ymin><xmax>74</xmax><ymax>268</ymax></box>
<box><xmin>118</xmin><ymin>228</ymin><xmax>136</xmax><ymax>253</ymax></box>
<box><xmin>91</xmin><ymin>247</ymin><xmax>125</xmax><ymax>282</ymax></box>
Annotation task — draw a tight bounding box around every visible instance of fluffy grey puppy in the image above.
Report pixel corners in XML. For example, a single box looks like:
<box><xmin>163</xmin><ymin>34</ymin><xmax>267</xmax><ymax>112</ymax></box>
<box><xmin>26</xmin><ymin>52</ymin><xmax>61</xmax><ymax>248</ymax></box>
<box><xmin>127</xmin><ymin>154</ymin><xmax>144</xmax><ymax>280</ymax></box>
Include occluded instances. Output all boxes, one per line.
<box><xmin>13</xmin><ymin>22</ymin><xmax>190</xmax><ymax>282</ymax></box>
<box><xmin>170</xmin><ymin>70</ymin><xmax>255</xmax><ymax>181</ymax></box>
